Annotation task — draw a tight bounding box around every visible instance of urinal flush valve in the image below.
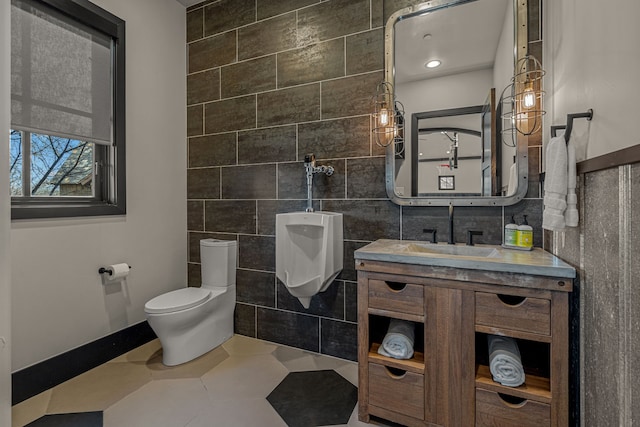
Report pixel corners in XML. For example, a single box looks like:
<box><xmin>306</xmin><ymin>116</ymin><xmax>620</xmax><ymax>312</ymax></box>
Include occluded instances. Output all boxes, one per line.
<box><xmin>304</xmin><ymin>153</ymin><xmax>334</xmax><ymax>212</ymax></box>
<box><xmin>304</xmin><ymin>154</ymin><xmax>334</xmax><ymax>176</ymax></box>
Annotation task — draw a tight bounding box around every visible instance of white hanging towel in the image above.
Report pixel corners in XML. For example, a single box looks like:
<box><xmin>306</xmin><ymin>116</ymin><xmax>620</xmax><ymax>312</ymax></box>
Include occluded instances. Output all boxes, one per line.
<box><xmin>542</xmin><ymin>135</ymin><xmax>567</xmax><ymax>231</ymax></box>
<box><xmin>506</xmin><ymin>161</ymin><xmax>518</xmax><ymax>196</ymax></box>
<box><xmin>564</xmin><ymin>140</ymin><xmax>579</xmax><ymax>227</ymax></box>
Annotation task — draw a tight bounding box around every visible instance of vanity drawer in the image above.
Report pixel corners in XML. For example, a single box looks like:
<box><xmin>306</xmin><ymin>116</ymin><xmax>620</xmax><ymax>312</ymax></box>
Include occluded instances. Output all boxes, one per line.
<box><xmin>475</xmin><ymin>292</ymin><xmax>550</xmax><ymax>336</ymax></box>
<box><xmin>368</xmin><ymin>280</ymin><xmax>424</xmax><ymax>316</ymax></box>
<box><xmin>368</xmin><ymin>362</ymin><xmax>424</xmax><ymax>420</ymax></box>
<box><xmin>475</xmin><ymin>388</ymin><xmax>550</xmax><ymax>427</ymax></box>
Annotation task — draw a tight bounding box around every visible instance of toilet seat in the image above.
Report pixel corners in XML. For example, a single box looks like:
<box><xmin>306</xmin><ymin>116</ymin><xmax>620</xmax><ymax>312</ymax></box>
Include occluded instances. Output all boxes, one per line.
<box><xmin>145</xmin><ymin>287</ymin><xmax>214</xmax><ymax>314</ymax></box>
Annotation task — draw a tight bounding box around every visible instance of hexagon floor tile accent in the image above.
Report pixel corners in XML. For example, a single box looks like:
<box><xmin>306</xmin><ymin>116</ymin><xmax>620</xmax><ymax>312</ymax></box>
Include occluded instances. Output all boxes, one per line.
<box><xmin>267</xmin><ymin>370</ymin><xmax>358</xmax><ymax>427</ymax></box>
<box><xmin>24</xmin><ymin>412</ymin><xmax>102</xmax><ymax>427</ymax></box>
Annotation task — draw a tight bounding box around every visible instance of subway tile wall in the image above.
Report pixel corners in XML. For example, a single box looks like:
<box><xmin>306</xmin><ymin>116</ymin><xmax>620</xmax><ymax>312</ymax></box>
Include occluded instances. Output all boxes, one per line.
<box><xmin>185</xmin><ymin>0</ymin><xmax>542</xmax><ymax>361</ymax></box>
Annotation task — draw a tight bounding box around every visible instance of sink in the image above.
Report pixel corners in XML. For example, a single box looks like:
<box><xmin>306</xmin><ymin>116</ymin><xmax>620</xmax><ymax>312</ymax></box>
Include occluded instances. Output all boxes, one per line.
<box><xmin>402</xmin><ymin>243</ymin><xmax>500</xmax><ymax>258</ymax></box>
<box><xmin>354</xmin><ymin>239</ymin><xmax>577</xmax><ymax>278</ymax></box>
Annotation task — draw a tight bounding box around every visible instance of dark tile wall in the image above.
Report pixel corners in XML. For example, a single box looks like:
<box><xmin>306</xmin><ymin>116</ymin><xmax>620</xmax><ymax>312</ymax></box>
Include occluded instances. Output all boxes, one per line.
<box><xmin>185</xmin><ymin>0</ymin><xmax>542</xmax><ymax>361</ymax></box>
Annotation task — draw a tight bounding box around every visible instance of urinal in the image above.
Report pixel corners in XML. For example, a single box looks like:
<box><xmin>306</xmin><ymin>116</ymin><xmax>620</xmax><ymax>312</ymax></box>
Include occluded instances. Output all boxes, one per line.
<box><xmin>276</xmin><ymin>211</ymin><xmax>343</xmax><ymax>308</ymax></box>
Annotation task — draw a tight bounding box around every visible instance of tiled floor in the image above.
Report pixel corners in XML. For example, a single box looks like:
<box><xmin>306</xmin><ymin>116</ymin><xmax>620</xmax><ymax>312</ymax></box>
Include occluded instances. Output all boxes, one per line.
<box><xmin>12</xmin><ymin>335</ymin><xmax>390</xmax><ymax>427</ymax></box>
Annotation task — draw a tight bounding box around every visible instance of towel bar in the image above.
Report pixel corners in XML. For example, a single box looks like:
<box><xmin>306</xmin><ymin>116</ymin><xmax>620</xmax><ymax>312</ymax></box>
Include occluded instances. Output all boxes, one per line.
<box><xmin>551</xmin><ymin>109</ymin><xmax>593</xmax><ymax>143</ymax></box>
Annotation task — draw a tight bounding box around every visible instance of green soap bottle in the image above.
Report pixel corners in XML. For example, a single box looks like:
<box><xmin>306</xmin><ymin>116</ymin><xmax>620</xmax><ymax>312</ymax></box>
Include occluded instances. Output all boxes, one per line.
<box><xmin>517</xmin><ymin>215</ymin><xmax>533</xmax><ymax>249</ymax></box>
<box><xmin>504</xmin><ymin>215</ymin><xmax>518</xmax><ymax>247</ymax></box>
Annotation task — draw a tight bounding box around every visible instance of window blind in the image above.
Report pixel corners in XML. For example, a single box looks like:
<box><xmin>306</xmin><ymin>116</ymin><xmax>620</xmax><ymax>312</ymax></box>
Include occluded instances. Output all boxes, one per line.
<box><xmin>10</xmin><ymin>0</ymin><xmax>113</xmax><ymax>145</ymax></box>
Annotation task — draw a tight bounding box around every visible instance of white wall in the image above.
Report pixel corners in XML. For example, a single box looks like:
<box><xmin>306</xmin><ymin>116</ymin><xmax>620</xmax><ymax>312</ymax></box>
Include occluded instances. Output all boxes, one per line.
<box><xmin>1</xmin><ymin>0</ymin><xmax>13</xmax><ymax>421</ymax></box>
<box><xmin>11</xmin><ymin>0</ymin><xmax>187</xmax><ymax>371</ymax></box>
<box><xmin>546</xmin><ymin>0</ymin><xmax>640</xmax><ymax>161</ymax></box>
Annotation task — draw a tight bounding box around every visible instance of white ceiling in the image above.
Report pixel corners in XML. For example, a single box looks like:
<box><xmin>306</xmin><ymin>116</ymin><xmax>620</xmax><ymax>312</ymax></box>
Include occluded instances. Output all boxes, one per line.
<box><xmin>175</xmin><ymin>0</ymin><xmax>201</xmax><ymax>8</ymax></box>
<box><xmin>394</xmin><ymin>0</ymin><xmax>510</xmax><ymax>84</ymax></box>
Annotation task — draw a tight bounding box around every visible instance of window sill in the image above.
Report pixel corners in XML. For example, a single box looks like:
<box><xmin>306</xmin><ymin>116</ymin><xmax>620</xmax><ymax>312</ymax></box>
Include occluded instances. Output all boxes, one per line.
<box><xmin>11</xmin><ymin>199</ymin><xmax>126</xmax><ymax>220</ymax></box>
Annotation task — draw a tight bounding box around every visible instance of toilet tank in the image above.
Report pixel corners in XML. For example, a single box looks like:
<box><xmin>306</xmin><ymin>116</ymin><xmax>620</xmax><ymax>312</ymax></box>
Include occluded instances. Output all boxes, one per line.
<box><xmin>200</xmin><ymin>239</ymin><xmax>237</xmax><ymax>287</ymax></box>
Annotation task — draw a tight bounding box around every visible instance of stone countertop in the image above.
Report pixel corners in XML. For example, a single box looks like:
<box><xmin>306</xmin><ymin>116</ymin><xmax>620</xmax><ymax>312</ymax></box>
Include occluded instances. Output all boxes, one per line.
<box><xmin>354</xmin><ymin>239</ymin><xmax>576</xmax><ymax>279</ymax></box>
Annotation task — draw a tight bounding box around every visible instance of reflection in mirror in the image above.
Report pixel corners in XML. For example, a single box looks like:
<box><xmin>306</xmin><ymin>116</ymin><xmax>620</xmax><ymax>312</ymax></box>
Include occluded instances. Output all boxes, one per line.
<box><xmin>412</xmin><ymin>106</ymin><xmax>483</xmax><ymax>196</ymax></box>
<box><xmin>385</xmin><ymin>0</ymin><xmax>528</xmax><ymax>206</ymax></box>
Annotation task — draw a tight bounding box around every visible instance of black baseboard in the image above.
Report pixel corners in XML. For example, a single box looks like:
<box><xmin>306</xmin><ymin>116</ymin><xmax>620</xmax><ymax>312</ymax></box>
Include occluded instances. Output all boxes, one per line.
<box><xmin>12</xmin><ymin>321</ymin><xmax>157</xmax><ymax>406</ymax></box>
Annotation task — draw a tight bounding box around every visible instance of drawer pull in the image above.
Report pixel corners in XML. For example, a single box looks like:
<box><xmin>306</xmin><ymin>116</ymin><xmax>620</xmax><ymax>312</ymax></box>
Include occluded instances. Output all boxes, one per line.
<box><xmin>497</xmin><ymin>294</ymin><xmax>527</xmax><ymax>306</ymax></box>
<box><xmin>385</xmin><ymin>281</ymin><xmax>407</xmax><ymax>292</ymax></box>
<box><xmin>385</xmin><ymin>366</ymin><xmax>407</xmax><ymax>379</ymax></box>
<box><xmin>497</xmin><ymin>393</ymin><xmax>528</xmax><ymax>408</ymax></box>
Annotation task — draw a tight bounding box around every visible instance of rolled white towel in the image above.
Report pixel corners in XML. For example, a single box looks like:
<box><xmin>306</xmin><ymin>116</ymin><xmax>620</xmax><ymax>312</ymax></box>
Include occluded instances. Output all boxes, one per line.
<box><xmin>488</xmin><ymin>335</ymin><xmax>525</xmax><ymax>387</ymax></box>
<box><xmin>378</xmin><ymin>319</ymin><xmax>415</xmax><ymax>360</ymax></box>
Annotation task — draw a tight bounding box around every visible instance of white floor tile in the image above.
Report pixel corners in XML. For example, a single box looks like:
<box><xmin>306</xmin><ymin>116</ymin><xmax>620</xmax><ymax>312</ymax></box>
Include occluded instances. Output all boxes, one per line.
<box><xmin>47</xmin><ymin>362</ymin><xmax>152</xmax><ymax>413</ymax></box>
<box><xmin>201</xmin><ymin>354</ymin><xmax>288</xmax><ymax>400</ymax></box>
<box><xmin>186</xmin><ymin>398</ymin><xmax>287</xmax><ymax>427</ymax></box>
<box><xmin>11</xmin><ymin>390</ymin><xmax>51</xmax><ymax>427</ymax></box>
<box><xmin>221</xmin><ymin>335</ymin><xmax>278</xmax><ymax>356</ymax></box>
<box><xmin>104</xmin><ymin>378</ymin><xmax>210</xmax><ymax>427</ymax></box>
<box><xmin>335</xmin><ymin>362</ymin><xmax>359</xmax><ymax>387</ymax></box>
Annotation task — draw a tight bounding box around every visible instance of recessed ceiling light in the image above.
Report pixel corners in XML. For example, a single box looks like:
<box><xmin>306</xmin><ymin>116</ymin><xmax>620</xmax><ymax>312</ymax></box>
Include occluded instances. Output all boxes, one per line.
<box><xmin>425</xmin><ymin>60</ymin><xmax>441</xmax><ymax>69</ymax></box>
<box><xmin>423</xmin><ymin>33</ymin><xmax>432</xmax><ymax>40</ymax></box>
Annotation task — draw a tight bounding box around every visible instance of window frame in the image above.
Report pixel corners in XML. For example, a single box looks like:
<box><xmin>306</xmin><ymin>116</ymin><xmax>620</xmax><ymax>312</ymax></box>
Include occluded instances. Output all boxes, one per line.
<box><xmin>10</xmin><ymin>0</ymin><xmax>126</xmax><ymax>220</ymax></box>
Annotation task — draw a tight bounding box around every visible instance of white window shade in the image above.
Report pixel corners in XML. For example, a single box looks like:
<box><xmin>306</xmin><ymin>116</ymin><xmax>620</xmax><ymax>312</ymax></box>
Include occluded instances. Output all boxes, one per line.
<box><xmin>11</xmin><ymin>1</ymin><xmax>113</xmax><ymax>145</ymax></box>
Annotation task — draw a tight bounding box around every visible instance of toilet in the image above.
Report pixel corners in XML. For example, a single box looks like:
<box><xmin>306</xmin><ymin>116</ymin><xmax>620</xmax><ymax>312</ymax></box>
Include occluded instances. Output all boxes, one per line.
<box><xmin>144</xmin><ymin>239</ymin><xmax>236</xmax><ymax>366</ymax></box>
<box><xmin>276</xmin><ymin>211</ymin><xmax>343</xmax><ymax>309</ymax></box>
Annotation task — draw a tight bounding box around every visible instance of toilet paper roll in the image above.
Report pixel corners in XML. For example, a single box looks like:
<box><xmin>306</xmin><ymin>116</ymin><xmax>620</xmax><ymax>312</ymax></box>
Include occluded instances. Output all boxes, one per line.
<box><xmin>106</xmin><ymin>263</ymin><xmax>130</xmax><ymax>280</ymax></box>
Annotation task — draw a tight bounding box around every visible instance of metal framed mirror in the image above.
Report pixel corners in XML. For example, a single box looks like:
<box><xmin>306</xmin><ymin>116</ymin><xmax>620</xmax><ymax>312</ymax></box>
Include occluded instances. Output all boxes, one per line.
<box><xmin>384</xmin><ymin>0</ymin><xmax>530</xmax><ymax>206</ymax></box>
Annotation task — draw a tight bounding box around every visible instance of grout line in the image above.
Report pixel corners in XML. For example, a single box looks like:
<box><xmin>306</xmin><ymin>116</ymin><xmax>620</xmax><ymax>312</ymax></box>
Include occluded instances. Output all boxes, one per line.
<box><xmin>318</xmin><ymin>317</ymin><xmax>322</xmax><ymax>354</ymax></box>
<box><xmin>343</xmin><ymin>36</ymin><xmax>347</xmax><ymax>75</ymax></box>
<box><xmin>344</xmin><ymin>158</ymin><xmax>348</xmax><ymax>199</ymax></box>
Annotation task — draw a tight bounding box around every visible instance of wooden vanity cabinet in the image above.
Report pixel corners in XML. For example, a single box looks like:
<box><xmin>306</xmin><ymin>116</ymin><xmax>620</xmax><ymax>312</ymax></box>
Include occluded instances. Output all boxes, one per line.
<box><xmin>356</xmin><ymin>259</ymin><xmax>572</xmax><ymax>427</ymax></box>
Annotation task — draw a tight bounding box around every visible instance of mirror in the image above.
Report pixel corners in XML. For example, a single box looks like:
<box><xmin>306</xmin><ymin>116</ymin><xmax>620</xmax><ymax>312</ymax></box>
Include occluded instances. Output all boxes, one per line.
<box><xmin>384</xmin><ymin>0</ymin><xmax>529</xmax><ymax>206</ymax></box>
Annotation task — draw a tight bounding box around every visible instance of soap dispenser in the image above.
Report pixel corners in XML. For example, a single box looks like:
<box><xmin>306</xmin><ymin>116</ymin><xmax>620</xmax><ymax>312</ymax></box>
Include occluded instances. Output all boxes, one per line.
<box><xmin>504</xmin><ymin>215</ymin><xmax>518</xmax><ymax>247</ymax></box>
<box><xmin>517</xmin><ymin>215</ymin><xmax>533</xmax><ymax>249</ymax></box>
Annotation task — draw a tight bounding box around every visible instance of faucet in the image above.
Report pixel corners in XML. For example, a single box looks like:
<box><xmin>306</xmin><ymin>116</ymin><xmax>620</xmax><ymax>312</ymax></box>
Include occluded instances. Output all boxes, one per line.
<box><xmin>447</xmin><ymin>204</ymin><xmax>454</xmax><ymax>244</ymax></box>
<box><xmin>467</xmin><ymin>230</ymin><xmax>483</xmax><ymax>246</ymax></box>
<box><xmin>423</xmin><ymin>228</ymin><xmax>437</xmax><ymax>244</ymax></box>
<box><xmin>304</xmin><ymin>154</ymin><xmax>334</xmax><ymax>212</ymax></box>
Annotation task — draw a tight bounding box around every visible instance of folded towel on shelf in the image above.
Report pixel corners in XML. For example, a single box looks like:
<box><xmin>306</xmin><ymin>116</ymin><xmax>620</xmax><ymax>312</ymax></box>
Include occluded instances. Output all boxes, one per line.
<box><xmin>565</xmin><ymin>140</ymin><xmax>579</xmax><ymax>227</ymax></box>
<box><xmin>377</xmin><ymin>319</ymin><xmax>415</xmax><ymax>360</ymax></box>
<box><xmin>542</xmin><ymin>135</ymin><xmax>568</xmax><ymax>231</ymax></box>
<box><xmin>487</xmin><ymin>335</ymin><xmax>525</xmax><ymax>387</ymax></box>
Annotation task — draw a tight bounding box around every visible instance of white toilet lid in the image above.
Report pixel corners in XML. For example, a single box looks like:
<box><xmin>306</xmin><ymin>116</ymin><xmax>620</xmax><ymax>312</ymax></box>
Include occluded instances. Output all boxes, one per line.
<box><xmin>145</xmin><ymin>287</ymin><xmax>211</xmax><ymax>314</ymax></box>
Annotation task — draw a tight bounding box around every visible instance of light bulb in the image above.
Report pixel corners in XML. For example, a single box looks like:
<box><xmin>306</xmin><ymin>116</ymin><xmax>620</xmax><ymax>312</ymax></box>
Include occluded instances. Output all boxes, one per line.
<box><xmin>522</xmin><ymin>85</ymin><xmax>535</xmax><ymax>109</ymax></box>
<box><xmin>379</xmin><ymin>108</ymin><xmax>390</xmax><ymax>126</ymax></box>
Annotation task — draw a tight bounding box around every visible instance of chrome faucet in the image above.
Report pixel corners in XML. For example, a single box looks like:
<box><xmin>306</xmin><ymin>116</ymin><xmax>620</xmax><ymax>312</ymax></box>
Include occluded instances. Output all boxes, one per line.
<box><xmin>447</xmin><ymin>204</ymin><xmax>454</xmax><ymax>244</ymax></box>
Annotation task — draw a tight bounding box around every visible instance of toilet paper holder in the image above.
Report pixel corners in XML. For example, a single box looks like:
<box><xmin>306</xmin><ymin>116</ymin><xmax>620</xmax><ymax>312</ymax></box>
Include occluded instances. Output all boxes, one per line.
<box><xmin>98</xmin><ymin>265</ymin><xmax>132</xmax><ymax>276</ymax></box>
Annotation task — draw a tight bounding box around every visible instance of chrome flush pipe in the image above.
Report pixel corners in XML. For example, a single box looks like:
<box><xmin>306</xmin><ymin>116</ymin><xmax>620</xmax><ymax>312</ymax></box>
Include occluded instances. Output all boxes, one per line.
<box><xmin>304</xmin><ymin>153</ymin><xmax>334</xmax><ymax>212</ymax></box>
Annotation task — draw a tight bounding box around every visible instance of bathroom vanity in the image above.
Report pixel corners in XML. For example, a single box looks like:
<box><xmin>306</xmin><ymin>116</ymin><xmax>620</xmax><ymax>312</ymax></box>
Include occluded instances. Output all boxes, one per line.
<box><xmin>354</xmin><ymin>240</ymin><xmax>575</xmax><ymax>427</ymax></box>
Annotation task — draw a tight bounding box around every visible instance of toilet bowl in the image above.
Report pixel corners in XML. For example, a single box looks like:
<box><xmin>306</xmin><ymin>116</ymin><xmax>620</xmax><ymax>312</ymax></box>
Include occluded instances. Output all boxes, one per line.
<box><xmin>276</xmin><ymin>211</ymin><xmax>343</xmax><ymax>309</ymax></box>
<box><xmin>145</xmin><ymin>239</ymin><xmax>236</xmax><ymax>366</ymax></box>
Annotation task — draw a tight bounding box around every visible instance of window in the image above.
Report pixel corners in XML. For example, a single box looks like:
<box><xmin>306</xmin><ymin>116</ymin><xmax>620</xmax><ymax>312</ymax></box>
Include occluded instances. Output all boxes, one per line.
<box><xmin>9</xmin><ymin>0</ymin><xmax>125</xmax><ymax>219</ymax></box>
<box><xmin>438</xmin><ymin>175</ymin><xmax>455</xmax><ymax>191</ymax></box>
